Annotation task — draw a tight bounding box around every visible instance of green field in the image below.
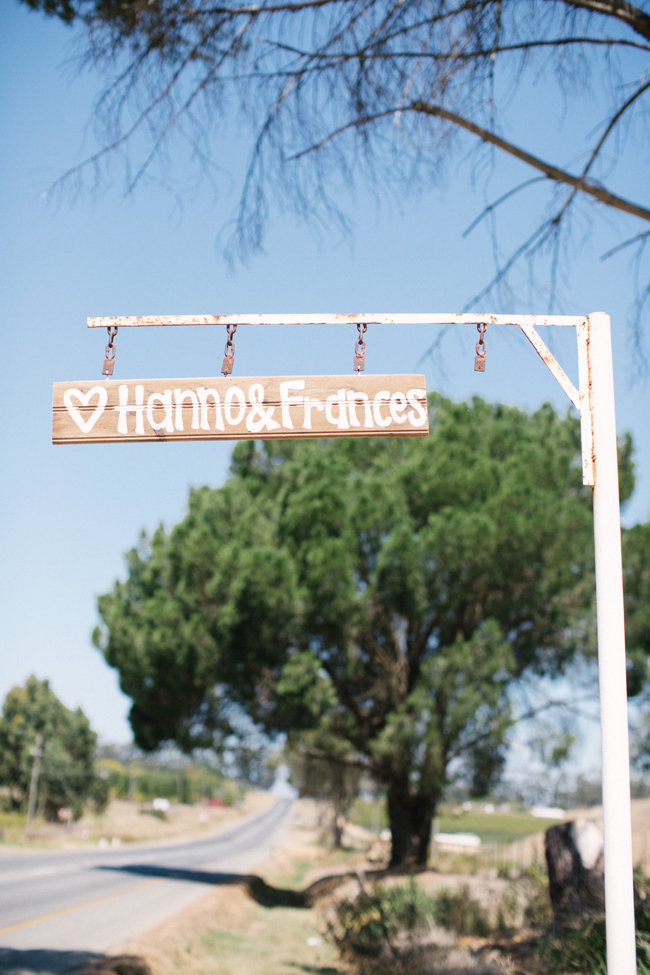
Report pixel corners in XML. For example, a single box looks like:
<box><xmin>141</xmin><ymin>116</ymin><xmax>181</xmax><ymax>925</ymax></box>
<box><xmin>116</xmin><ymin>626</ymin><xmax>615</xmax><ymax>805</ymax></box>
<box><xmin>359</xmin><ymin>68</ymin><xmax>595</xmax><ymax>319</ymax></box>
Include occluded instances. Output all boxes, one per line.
<box><xmin>436</xmin><ymin>808</ymin><xmax>561</xmax><ymax>845</ymax></box>
<box><xmin>350</xmin><ymin>798</ymin><xmax>562</xmax><ymax>846</ymax></box>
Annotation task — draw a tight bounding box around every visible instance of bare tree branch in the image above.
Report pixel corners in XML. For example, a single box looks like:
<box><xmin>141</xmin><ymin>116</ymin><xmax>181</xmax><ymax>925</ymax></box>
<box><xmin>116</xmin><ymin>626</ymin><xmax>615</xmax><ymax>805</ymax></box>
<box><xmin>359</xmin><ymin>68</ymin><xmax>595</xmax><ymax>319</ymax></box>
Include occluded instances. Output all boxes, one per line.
<box><xmin>291</xmin><ymin>101</ymin><xmax>650</xmax><ymax>223</ymax></box>
<box><xmin>408</xmin><ymin>100</ymin><xmax>650</xmax><ymax>224</ymax></box>
<box><xmin>601</xmin><ymin>228</ymin><xmax>650</xmax><ymax>260</ymax></box>
<box><xmin>556</xmin><ymin>76</ymin><xmax>650</xmax><ymax>219</ymax></box>
<box><xmin>561</xmin><ymin>0</ymin><xmax>650</xmax><ymax>41</ymax></box>
<box><xmin>267</xmin><ymin>34</ymin><xmax>650</xmax><ymax>61</ymax></box>
<box><xmin>22</xmin><ymin>0</ymin><xmax>650</xmax><ymax>332</ymax></box>
<box><xmin>462</xmin><ymin>178</ymin><xmax>547</xmax><ymax>237</ymax></box>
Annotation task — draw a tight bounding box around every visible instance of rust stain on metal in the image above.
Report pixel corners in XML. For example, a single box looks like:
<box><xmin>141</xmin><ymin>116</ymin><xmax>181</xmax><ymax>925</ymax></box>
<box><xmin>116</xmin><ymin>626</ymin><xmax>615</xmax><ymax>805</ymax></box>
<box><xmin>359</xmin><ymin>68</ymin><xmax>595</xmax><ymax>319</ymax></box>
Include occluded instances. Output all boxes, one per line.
<box><xmin>585</xmin><ymin>315</ymin><xmax>597</xmax><ymax>484</ymax></box>
<box><xmin>87</xmin><ymin>313</ymin><xmax>589</xmax><ymax>329</ymax></box>
<box><xmin>576</xmin><ymin>316</ymin><xmax>596</xmax><ymax>487</ymax></box>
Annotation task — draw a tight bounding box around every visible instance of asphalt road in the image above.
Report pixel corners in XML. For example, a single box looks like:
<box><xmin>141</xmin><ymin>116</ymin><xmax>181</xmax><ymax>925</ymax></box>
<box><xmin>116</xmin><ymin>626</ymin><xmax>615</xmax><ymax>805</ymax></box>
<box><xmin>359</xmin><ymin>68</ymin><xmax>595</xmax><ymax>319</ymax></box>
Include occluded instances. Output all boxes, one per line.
<box><xmin>0</xmin><ymin>797</ymin><xmax>294</xmax><ymax>975</ymax></box>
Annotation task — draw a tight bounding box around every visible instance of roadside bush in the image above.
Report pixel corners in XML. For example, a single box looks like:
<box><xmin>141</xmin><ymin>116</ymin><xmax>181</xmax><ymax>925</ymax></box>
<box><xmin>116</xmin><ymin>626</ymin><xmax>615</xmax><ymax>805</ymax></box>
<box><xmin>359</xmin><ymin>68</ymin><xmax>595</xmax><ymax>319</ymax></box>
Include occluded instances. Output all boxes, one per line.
<box><xmin>328</xmin><ymin>880</ymin><xmax>437</xmax><ymax>958</ymax></box>
<box><xmin>433</xmin><ymin>887</ymin><xmax>491</xmax><ymax>937</ymax></box>
<box><xmin>521</xmin><ymin>864</ymin><xmax>553</xmax><ymax>929</ymax></box>
<box><xmin>327</xmin><ymin>869</ymin><xmax>650</xmax><ymax>974</ymax></box>
<box><xmin>327</xmin><ymin>878</ymin><xmax>501</xmax><ymax>963</ymax></box>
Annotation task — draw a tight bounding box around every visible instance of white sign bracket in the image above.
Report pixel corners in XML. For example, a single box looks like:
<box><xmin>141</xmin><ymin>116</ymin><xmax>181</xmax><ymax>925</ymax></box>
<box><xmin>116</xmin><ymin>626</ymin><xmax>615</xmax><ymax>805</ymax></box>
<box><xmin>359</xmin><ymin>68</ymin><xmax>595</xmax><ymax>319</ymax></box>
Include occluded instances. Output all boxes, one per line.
<box><xmin>517</xmin><ymin>321</ymin><xmax>596</xmax><ymax>486</ymax></box>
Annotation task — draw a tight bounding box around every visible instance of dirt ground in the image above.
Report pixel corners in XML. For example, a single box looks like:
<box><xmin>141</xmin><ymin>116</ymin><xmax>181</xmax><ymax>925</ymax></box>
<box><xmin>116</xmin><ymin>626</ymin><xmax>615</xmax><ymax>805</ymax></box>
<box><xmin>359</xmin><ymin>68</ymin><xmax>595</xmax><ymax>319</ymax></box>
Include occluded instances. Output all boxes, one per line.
<box><xmin>8</xmin><ymin>792</ymin><xmax>276</xmax><ymax>850</ymax></box>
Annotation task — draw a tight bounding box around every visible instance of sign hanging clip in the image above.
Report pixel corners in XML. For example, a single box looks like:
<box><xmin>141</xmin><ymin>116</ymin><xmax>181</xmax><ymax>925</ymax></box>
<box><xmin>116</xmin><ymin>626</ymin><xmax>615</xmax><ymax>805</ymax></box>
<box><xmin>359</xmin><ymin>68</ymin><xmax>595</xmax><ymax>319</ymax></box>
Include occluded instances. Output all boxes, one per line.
<box><xmin>102</xmin><ymin>326</ymin><xmax>118</xmax><ymax>377</ymax></box>
<box><xmin>474</xmin><ymin>323</ymin><xmax>487</xmax><ymax>372</ymax></box>
<box><xmin>354</xmin><ymin>323</ymin><xmax>367</xmax><ymax>372</ymax></box>
<box><xmin>221</xmin><ymin>323</ymin><xmax>237</xmax><ymax>375</ymax></box>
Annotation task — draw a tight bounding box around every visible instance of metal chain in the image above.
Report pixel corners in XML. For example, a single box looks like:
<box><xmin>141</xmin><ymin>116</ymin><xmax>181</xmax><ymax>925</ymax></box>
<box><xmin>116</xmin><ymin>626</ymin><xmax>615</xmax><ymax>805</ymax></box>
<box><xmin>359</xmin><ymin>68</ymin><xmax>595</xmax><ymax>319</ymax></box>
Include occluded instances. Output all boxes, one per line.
<box><xmin>221</xmin><ymin>323</ymin><xmax>237</xmax><ymax>375</ymax></box>
<box><xmin>474</xmin><ymin>323</ymin><xmax>487</xmax><ymax>372</ymax></box>
<box><xmin>102</xmin><ymin>325</ymin><xmax>118</xmax><ymax>377</ymax></box>
<box><xmin>354</xmin><ymin>323</ymin><xmax>367</xmax><ymax>372</ymax></box>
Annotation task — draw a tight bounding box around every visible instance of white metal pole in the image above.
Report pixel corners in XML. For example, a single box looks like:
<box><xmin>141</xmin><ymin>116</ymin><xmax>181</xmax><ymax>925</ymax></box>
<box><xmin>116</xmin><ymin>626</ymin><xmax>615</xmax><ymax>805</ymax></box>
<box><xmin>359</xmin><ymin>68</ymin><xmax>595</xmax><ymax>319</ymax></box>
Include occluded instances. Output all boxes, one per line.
<box><xmin>589</xmin><ymin>312</ymin><xmax>636</xmax><ymax>974</ymax></box>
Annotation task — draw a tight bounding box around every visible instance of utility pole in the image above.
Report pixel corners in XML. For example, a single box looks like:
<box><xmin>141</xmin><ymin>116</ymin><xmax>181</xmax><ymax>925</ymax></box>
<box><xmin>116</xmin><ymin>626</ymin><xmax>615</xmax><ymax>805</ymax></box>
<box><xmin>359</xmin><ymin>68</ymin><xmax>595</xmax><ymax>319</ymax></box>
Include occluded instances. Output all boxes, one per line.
<box><xmin>26</xmin><ymin>733</ymin><xmax>44</xmax><ymax>830</ymax></box>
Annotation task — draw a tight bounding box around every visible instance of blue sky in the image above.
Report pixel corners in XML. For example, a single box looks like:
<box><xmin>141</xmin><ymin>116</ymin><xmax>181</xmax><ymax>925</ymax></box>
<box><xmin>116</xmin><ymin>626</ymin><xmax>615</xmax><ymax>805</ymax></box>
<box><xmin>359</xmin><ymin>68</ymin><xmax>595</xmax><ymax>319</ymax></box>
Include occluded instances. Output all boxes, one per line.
<box><xmin>1</xmin><ymin>3</ymin><xmax>648</xmax><ymax>768</ymax></box>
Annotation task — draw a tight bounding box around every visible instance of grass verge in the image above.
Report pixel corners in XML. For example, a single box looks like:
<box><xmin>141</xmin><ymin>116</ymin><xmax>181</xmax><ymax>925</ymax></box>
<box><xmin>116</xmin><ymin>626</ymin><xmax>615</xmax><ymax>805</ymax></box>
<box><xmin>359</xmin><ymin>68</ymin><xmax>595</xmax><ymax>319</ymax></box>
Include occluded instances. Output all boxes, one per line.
<box><xmin>93</xmin><ymin>801</ymin><xmax>349</xmax><ymax>975</ymax></box>
<box><xmin>121</xmin><ymin>884</ymin><xmax>346</xmax><ymax>975</ymax></box>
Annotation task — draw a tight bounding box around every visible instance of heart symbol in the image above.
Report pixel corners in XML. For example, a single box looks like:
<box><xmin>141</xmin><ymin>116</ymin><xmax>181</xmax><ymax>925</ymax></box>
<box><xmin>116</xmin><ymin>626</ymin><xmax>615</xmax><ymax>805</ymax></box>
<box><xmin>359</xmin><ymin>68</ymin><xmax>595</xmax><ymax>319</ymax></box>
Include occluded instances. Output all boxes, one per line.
<box><xmin>64</xmin><ymin>386</ymin><xmax>108</xmax><ymax>433</ymax></box>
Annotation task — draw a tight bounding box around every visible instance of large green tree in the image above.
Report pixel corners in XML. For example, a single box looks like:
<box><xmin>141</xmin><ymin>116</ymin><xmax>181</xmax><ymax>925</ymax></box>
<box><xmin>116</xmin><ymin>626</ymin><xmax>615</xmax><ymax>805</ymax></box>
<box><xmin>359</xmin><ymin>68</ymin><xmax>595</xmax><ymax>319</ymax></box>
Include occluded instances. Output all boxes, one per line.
<box><xmin>0</xmin><ymin>675</ymin><xmax>105</xmax><ymax>821</ymax></box>
<box><xmin>94</xmin><ymin>394</ymin><xmax>626</xmax><ymax>865</ymax></box>
<box><xmin>17</xmin><ymin>0</ymin><xmax>650</xmax><ymax>322</ymax></box>
<box><xmin>623</xmin><ymin>520</ymin><xmax>650</xmax><ymax>696</ymax></box>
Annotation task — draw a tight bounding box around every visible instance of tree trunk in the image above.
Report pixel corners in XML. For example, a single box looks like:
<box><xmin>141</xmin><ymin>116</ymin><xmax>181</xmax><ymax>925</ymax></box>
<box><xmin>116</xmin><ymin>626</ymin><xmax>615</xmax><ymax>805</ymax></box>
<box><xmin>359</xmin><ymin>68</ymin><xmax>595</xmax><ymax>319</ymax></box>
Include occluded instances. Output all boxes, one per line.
<box><xmin>545</xmin><ymin>819</ymin><xmax>604</xmax><ymax>924</ymax></box>
<box><xmin>332</xmin><ymin>811</ymin><xmax>344</xmax><ymax>849</ymax></box>
<box><xmin>331</xmin><ymin>795</ymin><xmax>344</xmax><ymax>849</ymax></box>
<box><xmin>387</xmin><ymin>778</ymin><xmax>437</xmax><ymax>867</ymax></box>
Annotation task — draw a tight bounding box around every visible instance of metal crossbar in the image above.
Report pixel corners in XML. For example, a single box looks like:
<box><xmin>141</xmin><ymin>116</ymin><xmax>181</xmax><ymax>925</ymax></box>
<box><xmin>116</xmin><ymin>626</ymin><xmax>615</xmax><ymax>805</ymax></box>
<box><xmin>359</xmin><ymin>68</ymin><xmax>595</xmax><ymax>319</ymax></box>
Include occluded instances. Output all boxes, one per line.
<box><xmin>88</xmin><ymin>312</ymin><xmax>585</xmax><ymax>327</ymax></box>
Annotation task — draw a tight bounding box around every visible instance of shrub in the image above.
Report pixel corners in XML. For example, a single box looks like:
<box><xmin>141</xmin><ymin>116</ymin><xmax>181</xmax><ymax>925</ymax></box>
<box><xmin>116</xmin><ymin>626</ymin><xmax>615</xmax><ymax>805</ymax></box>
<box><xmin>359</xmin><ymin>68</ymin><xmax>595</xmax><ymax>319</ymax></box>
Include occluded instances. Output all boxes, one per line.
<box><xmin>328</xmin><ymin>878</ymin><xmax>498</xmax><ymax>962</ymax></box>
<box><xmin>328</xmin><ymin>881</ymin><xmax>437</xmax><ymax>958</ymax></box>
<box><xmin>433</xmin><ymin>887</ymin><xmax>491</xmax><ymax>937</ymax></box>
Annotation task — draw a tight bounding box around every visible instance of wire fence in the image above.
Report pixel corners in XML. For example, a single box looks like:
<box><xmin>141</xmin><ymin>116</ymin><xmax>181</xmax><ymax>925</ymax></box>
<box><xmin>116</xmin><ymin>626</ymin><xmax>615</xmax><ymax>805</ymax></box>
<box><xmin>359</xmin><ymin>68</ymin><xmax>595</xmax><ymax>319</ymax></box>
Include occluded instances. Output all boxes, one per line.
<box><xmin>430</xmin><ymin>822</ymin><xmax>650</xmax><ymax>877</ymax></box>
<box><xmin>478</xmin><ymin>826</ymin><xmax>650</xmax><ymax>878</ymax></box>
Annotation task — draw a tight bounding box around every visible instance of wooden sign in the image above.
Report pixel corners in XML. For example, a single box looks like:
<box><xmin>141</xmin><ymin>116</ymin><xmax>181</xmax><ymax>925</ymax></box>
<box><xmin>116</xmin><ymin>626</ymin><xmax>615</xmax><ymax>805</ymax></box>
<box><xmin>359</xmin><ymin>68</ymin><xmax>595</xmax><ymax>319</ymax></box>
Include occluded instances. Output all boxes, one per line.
<box><xmin>52</xmin><ymin>375</ymin><xmax>429</xmax><ymax>444</ymax></box>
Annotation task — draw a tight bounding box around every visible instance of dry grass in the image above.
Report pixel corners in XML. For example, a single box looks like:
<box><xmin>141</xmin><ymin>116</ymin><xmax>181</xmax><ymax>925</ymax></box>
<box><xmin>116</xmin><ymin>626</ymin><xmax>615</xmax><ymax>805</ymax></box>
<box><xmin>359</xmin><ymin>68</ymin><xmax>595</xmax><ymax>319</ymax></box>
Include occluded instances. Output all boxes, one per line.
<box><xmin>4</xmin><ymin>793</ymin><xmax>275</xmax><ymax>849</ymax></box>
<box><xmin>118</xmin><ymin>886</ymin><xmax>344</xmax><ymax>975</ymax></box>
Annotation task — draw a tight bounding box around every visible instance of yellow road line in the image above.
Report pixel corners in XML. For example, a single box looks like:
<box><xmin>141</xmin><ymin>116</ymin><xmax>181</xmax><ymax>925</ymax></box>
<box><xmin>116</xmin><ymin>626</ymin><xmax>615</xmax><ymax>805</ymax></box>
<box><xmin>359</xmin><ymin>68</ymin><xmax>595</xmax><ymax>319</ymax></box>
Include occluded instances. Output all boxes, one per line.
<box><xmin>0</xmin><ymin>879</ymin><xmax>157</xmax><ymax>935</ymax></box>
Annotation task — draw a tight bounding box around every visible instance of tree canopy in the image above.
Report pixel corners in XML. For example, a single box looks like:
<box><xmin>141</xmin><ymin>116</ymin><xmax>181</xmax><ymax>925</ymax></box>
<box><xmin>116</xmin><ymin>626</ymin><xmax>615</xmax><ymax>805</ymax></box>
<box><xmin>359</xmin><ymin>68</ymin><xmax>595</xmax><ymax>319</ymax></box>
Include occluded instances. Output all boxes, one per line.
<box><xmin>624</xmin><ymin>521</ymin><xmax>650</xmax><ymax>772</ymax></box>
<box><xmin>623</xmin><ymin>520</ymin><xmax>650</xmax><ymax>695</ymax></box>
<box><xmin>0</xmin><ymin>675</ymin><xmax>106</xmax><ymax>820</ymax></box>
<box><xmin>93</xmin><ymin>394</ymin><xmax>630</xmax><ymax>864</ymax></box>
<box><xmin>17</xmin><ymin>0</ymin><xmax>650</xmax><ymax>321</ymax></box>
